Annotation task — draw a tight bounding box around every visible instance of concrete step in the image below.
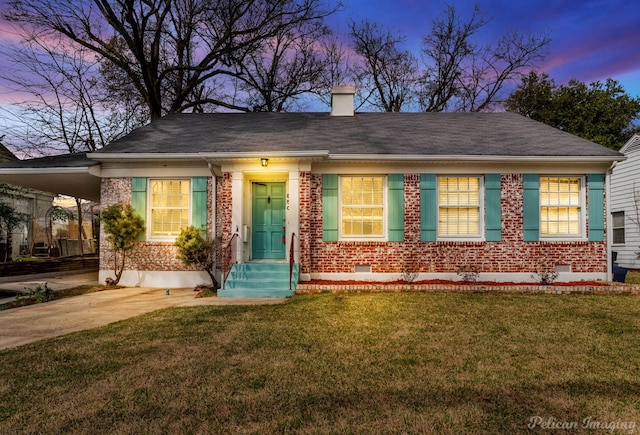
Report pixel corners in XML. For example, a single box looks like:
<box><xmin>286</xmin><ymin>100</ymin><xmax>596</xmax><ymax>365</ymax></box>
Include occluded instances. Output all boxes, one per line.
<box><xmin>221</xmin><ymin>263</ymin><xmax>299</xmax><ymax>298</ymax></box>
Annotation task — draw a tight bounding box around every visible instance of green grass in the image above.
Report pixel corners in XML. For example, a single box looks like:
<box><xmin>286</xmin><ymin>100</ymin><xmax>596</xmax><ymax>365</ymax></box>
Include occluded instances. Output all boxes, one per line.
<box><xmin>1</xmin><ymin>293</ymin><xmax>639</xmax><ymax>434</ymax></box>
<box><xmin>626</xmin><ymin>270</ymin><xmax>640</xmax><ymax>285</ymax></box>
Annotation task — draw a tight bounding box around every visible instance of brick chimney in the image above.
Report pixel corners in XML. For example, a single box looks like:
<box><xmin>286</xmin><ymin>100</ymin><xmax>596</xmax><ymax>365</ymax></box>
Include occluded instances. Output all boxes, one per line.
<box><xmin>330</xmin><ymin>85</ymin><xmax>355</xmax><ymax>116</ymax></box>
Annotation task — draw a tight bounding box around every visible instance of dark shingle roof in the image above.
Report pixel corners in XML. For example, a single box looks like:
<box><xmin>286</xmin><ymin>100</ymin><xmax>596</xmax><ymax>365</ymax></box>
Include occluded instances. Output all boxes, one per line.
<box><xmin>0</xmin><ymin>153</ymin><xmax>99</xmax><ymax>168</ymax></box>
<box><xmin>95</xmin><ymin>112</ymin><xmax>622</xmax><ymax>158</ymax></box>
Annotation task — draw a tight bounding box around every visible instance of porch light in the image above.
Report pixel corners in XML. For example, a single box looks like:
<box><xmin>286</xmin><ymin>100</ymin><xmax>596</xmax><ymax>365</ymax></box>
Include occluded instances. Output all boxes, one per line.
<box><xmin>261</xmin><ymin>158</ymin><xmax>269</xmax><ymax>167</ymax></box>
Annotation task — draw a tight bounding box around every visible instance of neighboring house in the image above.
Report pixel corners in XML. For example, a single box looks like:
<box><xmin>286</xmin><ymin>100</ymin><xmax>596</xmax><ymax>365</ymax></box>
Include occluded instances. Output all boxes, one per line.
<box><xmin>0</xmin><ymin>143</ymin><xmax>55</xmax><ymax>260</ymax></box>
<box><xmin>610</xmin><ymin>134</ymin><xmax>640</xmax><ymax>269</ymax></box>
<box><xmin>0</xmin><ymin>87</ymin><xmax>624</xmax><ymax>295</ymax></box>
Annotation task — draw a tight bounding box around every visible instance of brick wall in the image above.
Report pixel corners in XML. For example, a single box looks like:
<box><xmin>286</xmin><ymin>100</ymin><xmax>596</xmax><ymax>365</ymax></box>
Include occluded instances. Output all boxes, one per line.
<box><xmin>100</xmin><ymin>172</ymin><xmax>607</xmax><ymax>276</ymax></box>
<box><xmin>309</xmin><ymin>173</ymin><xmax>607</xmax><ymax>275</ymax></box>
<box><xmin>299</xmin><ymin>171</ymin><xmax>311</xmax><ymax>274</ymax></box>
<box><xmin>100</xmin><ymin>177</ymin><xmax>215</xmax><ymax>273</ymax></box>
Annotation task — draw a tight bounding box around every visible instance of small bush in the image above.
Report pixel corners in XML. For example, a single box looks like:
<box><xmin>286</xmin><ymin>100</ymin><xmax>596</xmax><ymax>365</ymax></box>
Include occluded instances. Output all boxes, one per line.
<box><xmin>17</xmin><ymin>283</ymin><xmax>54</xmax><ymax>303</ymax></box>
<box><xmin>457</xmin><ymin>264</ymin><xmax>480</xmax><ymax>283</ymax></box>
<box><xmin>531</xmin><ymin>259</ymin><xmax>559</xmax><ymax>285</ymax></box>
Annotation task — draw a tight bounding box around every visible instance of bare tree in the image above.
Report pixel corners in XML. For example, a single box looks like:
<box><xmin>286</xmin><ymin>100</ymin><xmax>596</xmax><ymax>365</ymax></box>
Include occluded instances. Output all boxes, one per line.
<box><xmin>314</xmin><ymin>34</ymin><xmax>353</xmax><ymax>106</ymax></box>
<box><xmin>232</xmin><ymin>21</ymin><xmax>329</xmax><ymax>112</ymax></box>
<box><xmin>419</xmin><ymin>4</ymin><xmax>486</xmax><ymax>112</ymax></box>
<box><xmin>1</xmin><ymin>36</ymin><xmax>132</xmax><ymax>156</ymax></box>
<box><xmin>349</xmin><ymin>19</ymin><xmax>417</xmax><ymax>112</ymax></box>
<box><xmin>3</xmin><ymin>0</ymin><xmax>340</xmax><ymax>120</ymax></box>
<box><xmin>419</xmin><ymin>3</ymin><xmax>550</xmax><ymax>112</ymax></box>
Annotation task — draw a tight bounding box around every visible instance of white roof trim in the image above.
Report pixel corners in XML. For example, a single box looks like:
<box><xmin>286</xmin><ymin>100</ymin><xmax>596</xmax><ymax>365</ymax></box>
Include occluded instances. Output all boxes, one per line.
<box><xmin>620</xmin><ymin>134</ymin><xmax>640</xmax><ymax>154</ymax></box>
<box><xmin>327</xmin><ymin>154</ymin><xmax>626</xmax><ymax>163</ymax></box>
<box><xmin>88</xmin><ymin>151</ymin><xmax>331</xmax><ymax>161</ymax></box>
<box><xmin>86</xmin><ymin>151</ymin><xmax>623</xmax><ymax>163</ymax></box>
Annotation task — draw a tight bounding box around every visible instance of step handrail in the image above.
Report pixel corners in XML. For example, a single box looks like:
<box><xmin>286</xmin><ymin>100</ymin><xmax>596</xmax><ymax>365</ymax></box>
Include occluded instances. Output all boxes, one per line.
<box><xmin>289</xmin><ymin>232</ymin><xmax>296</xmax><ymax>290</ymax></box>
<box><xmin>222</xmin><ymin>233</ymin><xmax>239</xmax><ymax>290</ymax></box>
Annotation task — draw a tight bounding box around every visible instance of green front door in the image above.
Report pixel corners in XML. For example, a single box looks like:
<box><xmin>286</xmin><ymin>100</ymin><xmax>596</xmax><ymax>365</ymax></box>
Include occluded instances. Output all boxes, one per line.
<box><xmin>252</xmin><ymin>182</ymin><xmax>286</xmax><ymax>259</ymax></box>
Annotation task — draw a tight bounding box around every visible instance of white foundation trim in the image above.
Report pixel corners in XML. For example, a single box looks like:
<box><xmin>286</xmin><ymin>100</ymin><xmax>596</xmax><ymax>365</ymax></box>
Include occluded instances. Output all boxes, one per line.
<box><xmin>99</xmin><ymin>270</ymin><xmax>211</xmax><ymax>288</ymax></box>
<box><xmin>307</xmin><ymin>272</ymin><xmax>609</xmax><ymax>283</ymax></box>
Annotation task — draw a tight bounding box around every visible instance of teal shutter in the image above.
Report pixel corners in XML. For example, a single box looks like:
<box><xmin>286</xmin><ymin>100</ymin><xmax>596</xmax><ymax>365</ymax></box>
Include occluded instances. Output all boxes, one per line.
<box><xmin>388</xmin><ymin>174</ymin><xmax>404</xmax><ymax>241</ymax></box>
<box><xmin>420</xmin><ymin>174</ymin><xmax>437</xmax><ymax>242</ymax></box>
<box><xmin>588</xmin><ymin>174</ymin><xmax>604</xmax><ymax>242</ymax></box>
<box><xmin>322</xmin><ymin>174</ymin><xmax>339</xmax><ymax>241</ymax></box>
<box><xmin>522</xmin><ymin>174</ymin><xmax>539</xmax><ymax>242</ymax></box>
<box><xmin>485</xmin><ymin>174</ymin><xmax>502</xmax><ymax>241</ymax></box>
<box><xmin>192</xmin><ymin>177</ymin><xmax>208</xmax><ymax>232</ymax></box>
<box><xmin>131</xmin><ymin>177</ymin><xmax>147</xmax><ymax>241</ymax></box>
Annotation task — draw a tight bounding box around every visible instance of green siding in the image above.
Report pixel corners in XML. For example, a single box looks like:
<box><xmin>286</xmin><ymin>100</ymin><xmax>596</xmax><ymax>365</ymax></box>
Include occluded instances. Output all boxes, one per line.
<box><xmin>388</xmin><ymin>174</ymin><xmax>405</xmax><ymax>241</ymax></box>
<box><xmin>522</xmin><ymin>174</ymin><xmax>539</xmax><ymax>242</ymax></box>
<box><xmin>322</xmin><ymin>174</ymin><xmax>339</xmax><ymax>242</ymax></box>
<box><xmin>131</xmin><ymin>177</ymin><xmax>147</xmax><ymax>241</ymax></box>
<box><xmin>192</xmin><ymin>177</ymin><xmax>208</xmax><ymax>232</ymax></box>
<box><xmin>420</xmin><ymin>174</ymin><xmax>437</xmax><ymax>242</ymax></box>
<box><xmin>485</xmin><ymin>174</ymin><xmax>502</xmax><ymax>241</ymax></box>
<box><xmin>587</xmin><ymin>173</ymin><xmax>605</xmax><ymax>242</ymax></box>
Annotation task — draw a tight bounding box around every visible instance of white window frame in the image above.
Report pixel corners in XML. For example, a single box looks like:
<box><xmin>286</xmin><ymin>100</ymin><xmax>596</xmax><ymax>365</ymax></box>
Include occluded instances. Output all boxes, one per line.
<box><xmin>612</xmin><ymin>211</ymin><xmax>625</xmax><ymax>245</ymax></box>
<box><xmin>436</xmin><ymin>175</ymin><xmax>484</xmax><ymax>241</ymax></box>
<box><xmin>338</xmin><ymin>175</ymin><xmax>388</xmax><ymax>241</ymax></box>
<box><xmin>147</xmin><ymin>178</ymin><xmax>191</xmax><ymax>241</ymax></box>
<box><xmin>539</xmin><ymin>175</ymin><xmax>586</xmax><ymax>240</ymax></box>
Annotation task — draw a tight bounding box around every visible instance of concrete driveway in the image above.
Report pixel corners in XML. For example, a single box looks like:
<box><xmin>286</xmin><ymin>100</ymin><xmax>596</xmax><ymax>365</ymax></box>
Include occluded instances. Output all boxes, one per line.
<box><xmin>0</xmin><ymin>272</ymin><xmax>286</xmax><ymax>351</ymax></box>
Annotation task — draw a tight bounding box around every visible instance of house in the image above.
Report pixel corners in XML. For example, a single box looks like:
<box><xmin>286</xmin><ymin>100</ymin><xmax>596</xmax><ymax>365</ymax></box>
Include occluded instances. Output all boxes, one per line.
<box><xmin>610</xmin><ymin>134</ymin><xmax>640</xmax><ymax>270</ymax></box>
<box><xmin>0</xmin><ymin>87</ymin><xmax>624</xmax><ymax>295</ymax></box>
<box><xmin>0</xmin><ymin>143</ymin><xmax>56</xmax><ymax>260</ymax></box>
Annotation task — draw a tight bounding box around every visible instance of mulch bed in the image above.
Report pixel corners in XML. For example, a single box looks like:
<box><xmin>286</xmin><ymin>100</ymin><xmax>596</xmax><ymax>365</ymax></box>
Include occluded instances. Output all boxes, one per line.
<box><xmin>0</xmin><ymin>285</ymin><xmax>103</xmax><ymax>311</ymax></box>
<box><xmin>307</xmin><ymin>279</ymin><xmax>609</xmax><ymax>286</ymax></box>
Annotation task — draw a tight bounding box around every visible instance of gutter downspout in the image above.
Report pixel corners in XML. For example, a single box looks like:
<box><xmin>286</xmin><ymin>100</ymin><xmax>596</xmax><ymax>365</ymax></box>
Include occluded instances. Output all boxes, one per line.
<box><xmin>606</xmin><ymin>161</ymin><xmax>618</xmax><ymax>281</ymax></box>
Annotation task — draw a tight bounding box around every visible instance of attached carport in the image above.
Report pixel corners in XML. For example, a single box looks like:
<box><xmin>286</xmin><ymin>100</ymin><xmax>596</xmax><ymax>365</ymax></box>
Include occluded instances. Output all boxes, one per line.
<box><xmin>0</xmin><ymin>153</ymin><xmax>102</xmax><ymax>202</ymax></box>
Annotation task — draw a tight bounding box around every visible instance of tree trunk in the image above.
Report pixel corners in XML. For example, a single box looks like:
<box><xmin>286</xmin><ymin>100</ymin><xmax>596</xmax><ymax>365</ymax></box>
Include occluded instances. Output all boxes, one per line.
<box><xmin>206</xmin><ymin>268</ymin><xmax>220</xmax><ymax>290</ymax></box>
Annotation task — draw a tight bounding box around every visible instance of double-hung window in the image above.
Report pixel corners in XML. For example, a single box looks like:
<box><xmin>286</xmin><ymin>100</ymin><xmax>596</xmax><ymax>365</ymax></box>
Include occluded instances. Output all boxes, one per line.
<box><xmin>539</xmin><ymin>177</ymin><xmax>582</xmax><ymax>237</ymax></box>
<box><xmin>612</xmin><ymin>211</ymin><xmax>625</xmax><ymax>244</ymax></box>
<box><xmin>437</xmin><ymin>176</ymin><xmax>482</xmax><ymax>238</ymax></box>
<box><xmin>340</xmin><ymin>176</ymin><xmax>386</xmax><ymax>238</ymax></box>
<box><xmin>150</xmin><ymin>179</ymin><xmax>190</xmax><ymax>238</ymax></box>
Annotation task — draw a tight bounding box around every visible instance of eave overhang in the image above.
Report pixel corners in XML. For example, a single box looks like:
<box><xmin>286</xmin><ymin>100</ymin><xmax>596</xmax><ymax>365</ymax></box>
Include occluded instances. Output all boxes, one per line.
<box><xmin>0</xmin><ymin>166</ymin><xmax>102</xmax><ymax>202</ymax></box>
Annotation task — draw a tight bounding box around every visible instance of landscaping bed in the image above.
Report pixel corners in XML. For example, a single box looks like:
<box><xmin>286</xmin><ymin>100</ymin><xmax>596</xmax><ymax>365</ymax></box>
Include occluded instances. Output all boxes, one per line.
<box><xmin>0</xmin><ymin>285</ymin><xmax>103</xmax><ymax>310</ymax></box>
<box><xmin>297</xmin><ymin>278</ymin><xmax>640</xmax><ymax>295</ymax></box>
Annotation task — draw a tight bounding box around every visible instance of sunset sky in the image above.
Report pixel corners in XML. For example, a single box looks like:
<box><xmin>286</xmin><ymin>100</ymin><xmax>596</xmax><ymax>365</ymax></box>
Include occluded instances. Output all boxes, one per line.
<box><xmin>329</xmin><ymin>0</ymin><xmax>640</xmax><ymax>95</ymax></box>
<box><xmin>0</xmin><ymin>0</ymin><xmax>638</xmax><ymax>122</ymax></box>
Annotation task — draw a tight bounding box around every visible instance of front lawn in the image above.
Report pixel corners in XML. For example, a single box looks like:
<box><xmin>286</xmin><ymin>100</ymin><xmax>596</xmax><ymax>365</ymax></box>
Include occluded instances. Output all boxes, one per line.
<box><xmin>1</xmin><ymin>293</ymin><xmax>639</xmax><ymax>434</ymax></box>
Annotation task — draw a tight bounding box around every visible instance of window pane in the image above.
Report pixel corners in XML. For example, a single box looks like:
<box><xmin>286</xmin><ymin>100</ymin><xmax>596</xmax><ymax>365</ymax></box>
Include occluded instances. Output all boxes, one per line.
<box><xmin>540</xmin><ymin>177</ymin><xmax>581</xmax><ymax>236</ymax></box>
<box><xmin>612</xmin><ymin>211</ymin><xmax>625</xmax><ymax>243</ymax></box>
<box><xmin>438</xmin><ymin>177</ymin><xmax>480</xmax><ymax>236</ymax></box>
<box><xmin>613</xmin><ymin>211</ymin><xmax>625</xmax><ymax>227</ymax></box>
<box><xmin>150</xmin><ymin>180</ymin><xmax>190</xmax><ymax>237</ymax></box>
<box><xmin>340</xmin><ymin>176</ymin><xmax>385</xmax><ymax>237</ymax></box>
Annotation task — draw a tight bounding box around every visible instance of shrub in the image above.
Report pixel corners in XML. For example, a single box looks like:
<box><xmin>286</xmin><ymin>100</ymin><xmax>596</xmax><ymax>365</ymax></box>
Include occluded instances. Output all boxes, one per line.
<box><xmin>457</xmin><ymin>264</ymin><xmax>481</xmax><ymax>283</ymax></box>
<box><xmin>16</xmin><ymin>283</ymin><xmax>54</xmax><ymax>303</ymax></box>
<box><xmin>100</xmin><ymin>203</ymin><xmax>145</xmax><ymax>286</ymax></box>
<box><xmin>531</xmin><ymin>259</ymin><xmax>559</xmax><ymax>285</ymax></box>
<box><xmin>174</xmin><ymin>226</ymin><xmax>220</xmax><ymax>289</ymax></box>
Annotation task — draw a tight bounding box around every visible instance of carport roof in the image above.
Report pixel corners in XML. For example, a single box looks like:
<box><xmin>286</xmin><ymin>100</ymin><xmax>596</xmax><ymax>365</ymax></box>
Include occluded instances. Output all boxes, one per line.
<box><xmin>0</xmin><ymin>153</ymin><xmax>101</xmax><ymax>202</ymax></box>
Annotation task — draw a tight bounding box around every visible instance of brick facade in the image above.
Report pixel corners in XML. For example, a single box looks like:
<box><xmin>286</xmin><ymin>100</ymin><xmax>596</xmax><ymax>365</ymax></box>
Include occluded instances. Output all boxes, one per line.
<box><xmin>307</xmin><ymin>173</ymin><xmax>607</xmax><ymax>275</ymax></box>
<box><xmin>100</xmin><ymin>177</ymin><xmax>214</xmax><ymax>274</ymax></box>
<box><xmin>101</xmin><ymin>172</ymin><xmax>607</xmax><ymax>278</ymax></box>
<box><xmin>299</xmin><ymin>171</ymin><xmax>312</xmax><ymax>274</ymax></box>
